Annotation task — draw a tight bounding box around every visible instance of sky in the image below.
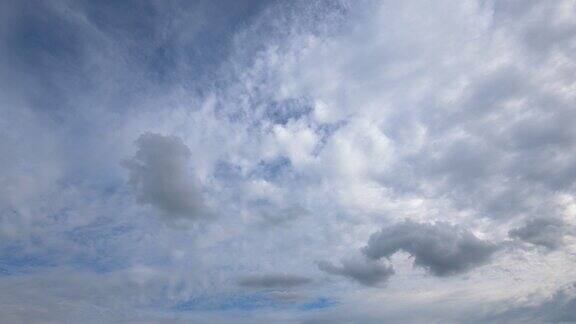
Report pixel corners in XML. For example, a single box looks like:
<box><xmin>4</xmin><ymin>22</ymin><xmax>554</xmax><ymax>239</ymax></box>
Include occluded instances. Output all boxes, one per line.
<box><xmin>1</xmin><ymin>0</ymin><xmax>576</xmax><ymax>323</ymax></box>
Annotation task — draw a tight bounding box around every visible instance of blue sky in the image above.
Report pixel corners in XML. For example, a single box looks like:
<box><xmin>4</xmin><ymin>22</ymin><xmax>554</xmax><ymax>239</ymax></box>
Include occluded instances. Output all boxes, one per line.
<box><xmin>1</xmin><ymin>0</ymin><xmax>576</xmax><ymax>323</ymax></box>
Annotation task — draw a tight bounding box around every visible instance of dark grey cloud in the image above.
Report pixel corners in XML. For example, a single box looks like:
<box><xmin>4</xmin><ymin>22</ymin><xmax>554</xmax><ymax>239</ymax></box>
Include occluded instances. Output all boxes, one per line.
<box><xmin>317</xmin><ymin>256</ymin><xmax>394</xmax><ymax>287</ymax></box>
<box><xmin>509</xmin><ymin>217</ymin><xmax>567</xmax><ymax>250</ymax></box>
<box><xmin>237</xmin><ymin>273</ymin><xmax>312</xmax><ymax>289</ymax></box>
<box><xmin>123</xmin><ymin>133</ymin><xmax>208</xmax><ymax>222</ymax></box>
<box><xmin>363</xmin><ymin>220</ymin><xmax>499</xmax><ymax>276</ymax></box>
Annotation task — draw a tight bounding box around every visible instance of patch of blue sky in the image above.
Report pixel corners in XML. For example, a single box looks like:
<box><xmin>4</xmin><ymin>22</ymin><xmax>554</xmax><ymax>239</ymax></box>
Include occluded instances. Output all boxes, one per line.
<box><xmin>173</xmin><ymin>294</ymin><xmax>337</xmax><ymax>313</ymax></box>
<box><xmin>0</xmin><ymin>244</ymin><xmax>59</xmax><ymax>276</ymax></box>
<box><xmin>214</xmin><ymin>156</ymin><xmax>293</xmax><ymax>184</ymax></box>
<box><xmin>66</xmin><ymin>253</ymin><xmax>128</xmax><ymax>274</ymax></box>
<box><xmin>174</xmin><ymin>293</ymin><xmax>274</xmax><ymax>312</ymax></box>
<box><xmin>65</xmin><ymin>220</ymin><xmax>134</xmax><ymax>247</ymax></box>
<box><xmin>82</xmin><ymin>0</ymin><xmax>269</xmax><ymax>87</ymax></box>
<box><xmin>250</xmin><ymin>156</ymin><xmax>293</xmax><ymax>182</ymax></box>
<box><xmin>299</xmin><ymin>297</ymin><xmax>338</xmax><ymax>311</ymax></box>
<box><xmin>0</xmin><ymin>220</ymin><xmax>136</xmax><ymax>276</ymax></box>
<box><xmin>213</xmin><ymin>160</ymin><xmax>245</xmax><ymax>182</ymax></box>
<box><xmin>63</xmin><ymin>220</ymin><xmax>138</xmax><ymax>273</ymax></box>
<box><xmin>264</xmin><ymin>98</ymin><xmax>313</xmax><ymax>125</ymax></box>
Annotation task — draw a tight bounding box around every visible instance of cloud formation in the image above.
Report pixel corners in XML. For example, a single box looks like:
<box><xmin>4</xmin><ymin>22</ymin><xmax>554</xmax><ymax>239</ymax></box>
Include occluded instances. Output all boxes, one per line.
<box><xmin>2</xmin><ymin>0</ymin><xmax>576</xmax><ymax>322</ymax></box>
<box><xmin>485</xmin><ymin>282</ymin><xmax>576</xmax><ymax>323</ymax></box>
<box><xmin>509</xmin><ymin>217</ymin><xmax>568</xmax><ymax>250</ymax></box>
<box><xmin>364</xmin><ymin>220</ymin><xmax>499</xmax><ymax>276</ymax></box>
<box><xmin>237</xmin><ymin>273</ymin><xmax>312</xmax><ymax>289</ymax></box>
<box><xmin>123</xmin><ymin>133</ymin><xmax>209</xmax><ymax>222</ymax></box>
<box><xmin>317</xmin><ymin>256</ymin><xmax>394</xmax><ymax>287</ymax></box>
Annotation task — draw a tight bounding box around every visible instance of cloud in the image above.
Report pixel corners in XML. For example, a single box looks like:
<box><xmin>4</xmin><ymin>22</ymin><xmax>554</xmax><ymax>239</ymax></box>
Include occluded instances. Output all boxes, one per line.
<box><xmin>256</xmin><ymin>205</ymin><xmax>309</xmax><ymax>227</ymax></box>
<box><xmin>2</xmin><ymin>0</ymin><xmax>576</xmax><ymax>322</ymax></box>
<box><xmin>317</xmin><ymin>256</ymin><xmax>394</xmax><ymax>287</ymax></box>
<box><xmin>529</xmin><ymin>284</ymin><xmax>576</xmax><ymax>323</ymax></box>
<box><xmin>484</xmin><ymin>282</ymin><xmax>576</xmax><ymax>323</ymax></box>
<box><xmin>363</xmin><ymin>220</ymin><xmax>499</xmax><ymax>276</ymax></box>
<box><xmin>123</xmin><ymin>133</ymin><xmax>209</xmax><ymax>222</ymax></box>
<box><xmin>237</xmin><ymin>273</ymin><xmax>312</xmax><ymax>289</ymax></box>
<box><xmin>509</xmin><ymin>217</ymin><xmax>567</xmax><ymax>250</ymax></box>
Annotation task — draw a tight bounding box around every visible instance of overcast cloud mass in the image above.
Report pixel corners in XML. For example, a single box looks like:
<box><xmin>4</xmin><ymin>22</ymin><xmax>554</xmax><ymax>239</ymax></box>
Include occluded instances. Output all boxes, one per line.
<box><xmin>1</xmin><ymin>0</ymin><xmax>576</xmax><ymax>323</ymax></box>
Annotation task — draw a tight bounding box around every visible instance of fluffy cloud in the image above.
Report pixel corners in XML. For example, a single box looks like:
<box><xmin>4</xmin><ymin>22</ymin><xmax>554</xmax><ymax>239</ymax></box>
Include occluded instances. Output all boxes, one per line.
<box><xmin>364</xmin><ymin>220</ymin><xmax>499</xmax><ymax>276</ymax></box>
<box><xmin>123</xmin><ymin>133</ymin><xmax>209</xmax><ymax>222</ymax></box>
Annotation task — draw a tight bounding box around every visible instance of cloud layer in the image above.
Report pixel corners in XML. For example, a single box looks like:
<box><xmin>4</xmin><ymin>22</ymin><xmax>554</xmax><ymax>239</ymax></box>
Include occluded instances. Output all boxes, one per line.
<box><xmin>1</xmin><ymin>0</ymin><xmax>576</xmax><ymax>323</ymax></box>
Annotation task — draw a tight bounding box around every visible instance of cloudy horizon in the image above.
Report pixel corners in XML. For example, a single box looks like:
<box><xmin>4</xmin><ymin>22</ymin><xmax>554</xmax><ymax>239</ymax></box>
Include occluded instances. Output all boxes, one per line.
<box><xmin>1</xmin><ymin>0</ymin><xmax>576</xmax><ymax>323</ymax></box>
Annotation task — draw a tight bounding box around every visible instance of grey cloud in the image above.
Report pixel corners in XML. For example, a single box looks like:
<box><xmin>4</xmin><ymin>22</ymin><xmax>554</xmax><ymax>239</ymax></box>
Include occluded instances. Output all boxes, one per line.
<box><xmin>123</xmin><ymin>133</ymin><xmax>208</xmax><ymax>222</ymax></box>
<box><xmin>237</xmin><ymin>273</ymin><xmax>312</xmax><ymax>289</ymax></box>
<box><xmin>257</xmin><ymin>205</ymin><xmax>309</xmax><ymax>227</ymax></box>
<box><xmin>317</xmin><ymin>256</ymin><xmax>394</xmax><ymax>287</ymax></box>
<box><xmin>529</xmin><ymin>283</ymin><xmax>576</xmax><ymax>323</ymax></box>
<box><xmin>493</xmin><ymin>0</ymin><xmax>576</xmax><ymax>60</ymax></box>
<box><xmin>302</xmin><ymin>282</ymin><xmax>576</xmax><ymax>324</ymax></box>
<box><xmin>509</xmin><ymin>217</ymin><xmax>567</xmax><ymax>250</ymax></box>
<box><xmin>461</xmin><ymin>68</ymin><xmax>527</xmax><ymax>119</ymax></box>
<box><xmin>484</xmin><ymin>282</ymin><xmax>576</xmax><ymax>323</ymax></box>
<box><xmin>266</xmin><ymin>291</ymin><xmax>305</xmax><ymax>302</ymax></box>
<box><xmin>363</xmin><ymin>220</ymin><xmax>498</xmax><ymax>276</ymax></box>
<box><xmin>391</xmin><ymin>21</ymin><xmax>576</xmax><ymax>221</ymax></box>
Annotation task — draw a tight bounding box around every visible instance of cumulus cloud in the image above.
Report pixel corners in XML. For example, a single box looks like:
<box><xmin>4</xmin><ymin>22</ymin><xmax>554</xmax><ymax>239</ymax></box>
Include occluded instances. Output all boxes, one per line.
<box><xmin>317</xmin><ymin>256</ymin><xmax>394</xmax><ymax>287</ymax></box>
<box><xmin>363</xmin><ymin>220</ymin><xmax>499</xmax><ymax>276</ymax></box>
<box><xmin>509</xmin><ymin>217</ymin><xmax>568</xmax><ymax>250</ymax></box>
<box><xmin>123</xmin><ymin>133</ymin><xmax>209</xmax><ymax>222</ymax></box>
<box><xmin>237</xmin><ymin>273</ymin><xmax>312</xmax><ymax>289</ymax></box>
